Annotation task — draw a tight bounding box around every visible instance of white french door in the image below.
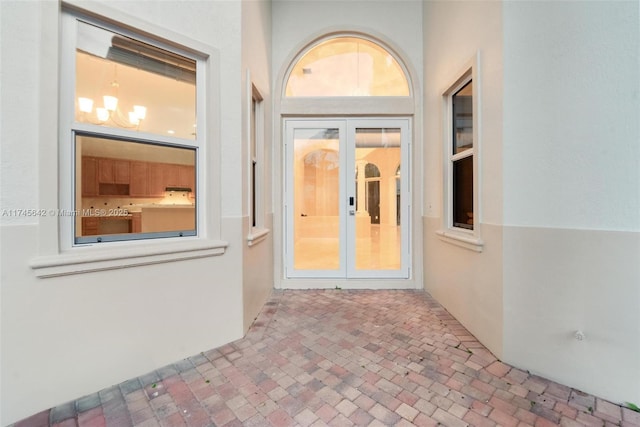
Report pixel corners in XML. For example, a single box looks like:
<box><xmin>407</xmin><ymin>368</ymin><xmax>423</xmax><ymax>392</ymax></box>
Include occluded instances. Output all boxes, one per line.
<box><xmin>285</xmin><ymin>118</ymin><xmax>410</xmax><ymax>279</ymax></box>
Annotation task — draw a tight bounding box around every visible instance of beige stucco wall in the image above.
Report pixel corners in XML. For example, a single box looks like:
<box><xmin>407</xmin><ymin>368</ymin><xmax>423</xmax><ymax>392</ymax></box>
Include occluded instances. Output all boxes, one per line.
<box><xmin>0</xmin><ymin>1</ymin><xmax>267</xmax><ymax>424</ymax></box>
<box><xmin>422</xmin><ymin>0</ymin><xmax>504</xmax><ymax>358</ymax></box>
<box><xmin>501</xmin><ymin>1</ymin><xmax>640</xmax><ymax>404</ymax></box>
<box><xmin>241</xmin><ymin>0</ymin><xmax>275</xmax><ymax>332</ymax></box>
<box><xmin>423</xmin><ymin>0</ymin><xmax>640</xmax><ymax>406</ymax></box>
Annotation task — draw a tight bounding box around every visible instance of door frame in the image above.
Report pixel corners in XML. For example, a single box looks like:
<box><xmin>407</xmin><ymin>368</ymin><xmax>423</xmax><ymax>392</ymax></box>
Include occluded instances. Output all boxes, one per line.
<box><xmin>284</xmin><ymin>117</ymin><xmax>411</xmax><ymax>280</ymax></box>
<box><xmin>272</xmin><ymin>31</ymin><xmax>423</xmax><ymax>290</ymax></box>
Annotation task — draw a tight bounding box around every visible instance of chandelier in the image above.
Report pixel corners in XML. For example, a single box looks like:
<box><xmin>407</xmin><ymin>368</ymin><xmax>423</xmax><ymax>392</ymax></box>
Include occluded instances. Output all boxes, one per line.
<box><xmin>77</xmin><ymin>80</ymin><xmax>147</xmax><ymax>130</ymax></box>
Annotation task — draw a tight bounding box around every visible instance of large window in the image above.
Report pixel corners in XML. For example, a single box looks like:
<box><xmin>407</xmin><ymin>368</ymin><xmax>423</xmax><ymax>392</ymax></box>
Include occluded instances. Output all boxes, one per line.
<box><xmin>439</xmin><ymin>59</ymin><xmax>482</xmax><ymax>251</ymax></box>
<box><xmin>451</xmin><ymin>80</ymin><xmax>474</xmax><ymax>230</ymax></box>
<box><xmin>30</xmin><ymin>6</ymin><xmax>223</xmax><ymax>277</ymax></box>
<box><xmin>64</xmin><ymin>13</ymin><xmax>203</xmax><ymax>245</ymax></box>
<box><xmin>246</xmin><ymin>77</ymin><xmax>269</xmax><ymax>247</ymax></box>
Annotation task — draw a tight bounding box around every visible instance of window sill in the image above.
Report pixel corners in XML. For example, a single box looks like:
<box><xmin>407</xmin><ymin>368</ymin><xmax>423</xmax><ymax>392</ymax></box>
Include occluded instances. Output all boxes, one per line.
<box><xmin>436</xmin><ymin>229</ymin><xmax>484</xmax><ymax>252</ymax></box>
<box><xmin>30</xmin><ymin>238</ymin><xmax>229</xmax><ymax>278</ymax></box>
<box><xmin>247</xmin><ymin>228</ymin><xmax>270</xmax><ymax>247</ymax></box>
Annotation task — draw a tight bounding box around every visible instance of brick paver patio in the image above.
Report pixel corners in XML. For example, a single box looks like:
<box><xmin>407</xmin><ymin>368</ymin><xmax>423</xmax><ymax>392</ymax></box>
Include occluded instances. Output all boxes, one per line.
<box><xmin>12</xmin><ymin>290</ymin><xmax>640</xmax><ymax>427</ymax></box>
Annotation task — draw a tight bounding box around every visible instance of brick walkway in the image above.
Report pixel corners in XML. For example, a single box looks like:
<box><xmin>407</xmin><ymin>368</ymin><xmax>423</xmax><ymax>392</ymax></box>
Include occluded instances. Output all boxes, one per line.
<box><xmin>12</xmin><ymin>290</ymin><xmax>640</xmax><ymax>427</ymax></box>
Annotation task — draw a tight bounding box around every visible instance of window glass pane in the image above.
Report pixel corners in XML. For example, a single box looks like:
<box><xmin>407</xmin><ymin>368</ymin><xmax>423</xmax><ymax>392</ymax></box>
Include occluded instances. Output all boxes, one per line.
<box><xmin>75</xmin><ymin>21</ymin><xmax>196</xmax><ymax>139</ymax></box>
<box><xmin>251</xmin><ymin>95</ymin><xmax>258</xmax><ymax>228</ymax></box>
<box><xmin>293</xmin><ymin>128</ymin><xmax>340</xmax><ymax>270</ymax></box>
<box><xmin>452</xmin><ymin>80</ymin><xmax>473</xmax><ymax>154</ymax></box>
<box><xmin>75</xmin><ymin>135</ymin><xmax>196</xmax><ymax>243</ymax></box>
<box><xmin>355</xmin><ymin>128</ymin><xmax>402</xmax><ymax>270</ymax></box>
<box><xmin>286</xmin><ymin>37</ymin><xmax>410</xmax><ymax>97</ymax></box>
<box><xmin>452</xmin><ymin>156</ymin><xmax>473</xmax><ymax>230</ymax></box>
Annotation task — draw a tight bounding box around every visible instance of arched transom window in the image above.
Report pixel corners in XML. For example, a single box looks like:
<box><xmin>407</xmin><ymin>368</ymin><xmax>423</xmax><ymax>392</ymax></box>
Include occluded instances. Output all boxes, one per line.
<box><xmin>285</xmin><ymin>36</ymin><xmax>410</xmax><ymax>97</ymax></box>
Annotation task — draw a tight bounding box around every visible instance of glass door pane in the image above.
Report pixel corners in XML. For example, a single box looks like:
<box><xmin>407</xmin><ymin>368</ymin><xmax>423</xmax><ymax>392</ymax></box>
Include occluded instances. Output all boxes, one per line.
<box><xmin>288</xmin><ymin>125</ymin><xmax>344</xmax><ymax>275</ymax></box>
<box><xmin>285</xmin><ymin>119</ymin><xmax>409</xmax><ymax>280</ymax></box>
<box><xmin>352</xmin><ymin>127</ymin><xmax>403</xmax><ymax>273</ymax></box>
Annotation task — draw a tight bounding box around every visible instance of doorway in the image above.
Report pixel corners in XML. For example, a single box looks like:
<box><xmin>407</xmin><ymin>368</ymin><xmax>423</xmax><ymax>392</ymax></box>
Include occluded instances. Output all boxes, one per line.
<box><xmin>285</xmin><ymin>118</ymin><xmax>410</xmax><ymax>279</ymax></box>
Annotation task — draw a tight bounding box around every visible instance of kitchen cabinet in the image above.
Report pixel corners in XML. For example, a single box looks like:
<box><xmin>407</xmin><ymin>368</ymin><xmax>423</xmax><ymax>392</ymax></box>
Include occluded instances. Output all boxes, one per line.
<box><xmin>164</xmin><ymin>164</ymin><xmax>195</xmax><ymax>190</ymax></box>
<box><xmin>81</xmin><ymin>156</ymin><xmax>194</xmax><ymax>198</ymax></box>
<box><xmin>131</xmin><ymin>212</ymin><xmax>142</xmax><ymax>233</ymax></box>
<box><xmin>147</xmin><ymin>163</ymin><xmax>166</xmax><ymax>197</ymax></box>
<box><xmin>163</xmin><ymin>164</ymin><xmax>180</xmax><ymax>188</ymax></box>
<box><xmin>129</xmin><ymin>161</ymin><xmax>148</xmax><ymax>197</ymax></box>
<box><xmin>98</xmin><ymin>158</ymin><xmax>130</xmax><ymax>184</ymax></box>
<box><xmin>97</xmin><ymin>158</ymin><xmax>130</xmax><ymax>196</ymax></box>
<box><xmin>179</xmin><ymin>165</ymin><xmax>195</xmax><ymax>192</ymax></box>
<box><xmin>82</xmin><ymin>217</ymin><xmax>98</xmax><ymax>235</ymax></box>
<box><xmin>81</xmin><ymin>157</ymin><xmax>98</xmax><ymax>196</ymax></box>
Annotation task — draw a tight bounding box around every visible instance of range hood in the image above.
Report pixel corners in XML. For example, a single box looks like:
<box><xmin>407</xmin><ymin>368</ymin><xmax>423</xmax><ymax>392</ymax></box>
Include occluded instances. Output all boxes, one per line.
<box><xmin>165</xmin><ymin>187</ymin><xmax>192</xmax><ymax>192</ymax></box>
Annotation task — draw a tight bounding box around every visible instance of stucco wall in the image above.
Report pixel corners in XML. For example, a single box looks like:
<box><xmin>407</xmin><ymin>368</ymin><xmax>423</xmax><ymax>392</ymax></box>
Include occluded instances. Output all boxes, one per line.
<box><xmin>0</xmin><ymin>1</ymin><xmax>249</xmax><ymax>424</ymax></box>
<box><xmin>241</xmin><ymin>0</ymin><xmax>275</xmax><ymax>332</ymax></box>
<box><xmin>502</xmin><ymin>0</ymin><xmax>640</xmax><ymax>404</ymax></box>
<box><xmin>422</xmin><ymin>0</ymin><xmax>504</xmax><ymax>358</ymax></box>
<box><xmin>423</xmin><ymin>0</ymin><xmax>639</xmax><ymax>406</ymax></box>
<box><xmin>272</xmin><ymin>0</ymin><xmax>423</xmax><ymax>89</ymax></box>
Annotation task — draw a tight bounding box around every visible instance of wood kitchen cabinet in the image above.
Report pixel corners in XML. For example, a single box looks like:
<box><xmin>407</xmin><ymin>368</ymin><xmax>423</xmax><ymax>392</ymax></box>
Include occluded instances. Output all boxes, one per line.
<box><xmin>81</xmin><ymin>157</ymin><xmax>98</xmax><ymax>196</ymax></box>
<box><xmin>147</xmin><ymin>162</ymin><xmax>166</xmax><ymax>197</ymax></box>
<box><xmin>98</xmin><ymin>158</ymin><xmax>130</xmax><ymax>184</ymax></box>
<box><xmin>131</xmin><ymin>212</ymin><xmax>142</xmax><ymax>233</ymax></box>
<box><xmin>81</xmin><ymin>157</ymin><xmax>194</xmax><ymax>198</ymax></box>
<box><xmin>82</xmin><ymin>217</ymin><xmax>98</xmax><ymax>235</ymax></box>
<box><xmin>129</xmin><ymin>161</ymin><xmax>148</xmax><ymax>197</ymax></box>
<box><xmin>164</xmin><ymin>164</ymin><xmax>195</xmax><ymax>190</ymax></box>
<box><xmin>163</xmin><ymin>164</ymin><xmax>180</xmax><ymax>188</ymax></box>
<box><xmin>179</xmin><ymin>165</ymin><xmax>195</xmax><ymax>192</ymax></box>
<box><xmin>97</xmin><ymin>158</ymin><xmax>130</xmax><ymax>196</ymax></box>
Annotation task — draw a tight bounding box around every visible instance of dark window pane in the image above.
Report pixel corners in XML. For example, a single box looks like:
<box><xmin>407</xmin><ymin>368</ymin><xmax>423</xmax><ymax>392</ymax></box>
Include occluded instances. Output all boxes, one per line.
<box><xmin>452</xmin><ymin>81</ymin><xmax>473</xmax><ymax>155</ymax></box>
<box><xmin>453</xmin><ymin>156</ymin><xmax>473</xmax><ymax>230</ymax></box>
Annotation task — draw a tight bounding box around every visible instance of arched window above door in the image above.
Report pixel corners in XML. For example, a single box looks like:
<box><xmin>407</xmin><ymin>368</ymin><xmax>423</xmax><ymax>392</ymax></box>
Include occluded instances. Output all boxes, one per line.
<box><xmin>285</xmin><ymin>36</ymin><xmax>410</xmax><ymax>97</ymax></box>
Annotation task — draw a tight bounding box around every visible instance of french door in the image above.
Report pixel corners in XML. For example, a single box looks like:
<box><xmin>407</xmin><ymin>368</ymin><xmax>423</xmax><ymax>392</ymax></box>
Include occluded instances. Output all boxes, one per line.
<box><xmin>285</xmin><ymin>118</ymin><xmax>410</xmax><ymax>279</ymax></box>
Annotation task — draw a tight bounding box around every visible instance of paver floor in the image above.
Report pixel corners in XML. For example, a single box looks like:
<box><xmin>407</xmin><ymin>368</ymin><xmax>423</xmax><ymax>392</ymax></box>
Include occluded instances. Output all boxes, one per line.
<box><xmin>12</xmin><ymin>290</ymin><xmax>640</xmax><ymax>427</ymax></box>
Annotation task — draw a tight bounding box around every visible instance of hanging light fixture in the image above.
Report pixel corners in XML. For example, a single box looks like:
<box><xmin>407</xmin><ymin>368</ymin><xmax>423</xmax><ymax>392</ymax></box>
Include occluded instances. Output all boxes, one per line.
<box><xmin>77</xmin><ymin>77</ymin><xmax>147</xmax><ymax>130</ymax></box>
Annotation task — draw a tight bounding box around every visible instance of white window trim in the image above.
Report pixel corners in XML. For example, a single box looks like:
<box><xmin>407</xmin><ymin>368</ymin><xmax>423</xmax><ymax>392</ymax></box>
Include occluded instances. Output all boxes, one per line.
<box><xmin>246</xmin><ymin>70</ymin><xmax>270</xmax><ymax>247</ymax></box>
<box><xmin>437</xmin><ymin>53</ymin><xmax>483</xmax><ymax>252</ymax></box>
<box><xmin>30</xmin><ymin>2</ymin><xmax>226</xmax><ymax>278</ymax></box>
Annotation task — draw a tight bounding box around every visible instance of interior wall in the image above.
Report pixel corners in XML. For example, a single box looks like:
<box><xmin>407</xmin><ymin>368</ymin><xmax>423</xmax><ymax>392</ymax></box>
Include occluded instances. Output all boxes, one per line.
<box><xmin>0</xmin><ymin>1</ymin><xmax>246</xmax><ymax>424</ymax></box>
<box><xmin>241</xmin><ymin>0</ymin><xmax>274</xmax><ymax>332</ymax></box>
<box><xmin>502</xmin><ymin>0</ymin><xmax>640</xmax><ymax>404</ymax></box>
<box><xmin>422</xmin><ymin>1</ymin><xmax>504</xmax><ymax>357</ymax></box>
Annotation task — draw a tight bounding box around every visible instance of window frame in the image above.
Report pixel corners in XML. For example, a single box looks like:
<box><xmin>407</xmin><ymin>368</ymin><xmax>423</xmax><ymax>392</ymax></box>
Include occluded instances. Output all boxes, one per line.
<box><xmin>30</xmin><ymin>3</ymin><xmax>226</xmax><ymax>277</ymax></box>
<box><xmin>246</xmin><ymin>71</ymin><xmax>269</xmax><ymax>246</ymax></box>
<box><xmin>437</xmin><ymin>54</ymin><xmax>483</xmax><ymax>252</ymax></box>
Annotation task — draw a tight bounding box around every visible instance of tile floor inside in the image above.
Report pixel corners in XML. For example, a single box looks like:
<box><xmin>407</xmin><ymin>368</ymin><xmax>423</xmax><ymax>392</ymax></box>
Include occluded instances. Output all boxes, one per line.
<box><xmin>11</xmin><ymin>290</ymin><xmax>640</xmax><ymax>427</ymax></box>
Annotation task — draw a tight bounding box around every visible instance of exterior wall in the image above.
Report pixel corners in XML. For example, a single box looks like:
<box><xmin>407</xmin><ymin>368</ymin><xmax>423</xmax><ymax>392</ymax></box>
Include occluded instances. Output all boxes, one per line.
<box><xmin>241</xmin><ymin>0</ymin><xmax>274</xmax><ymax>332</ymax></box>
<box><xmin>271</xmin><ymin>0</ymin><xmax>424</xmax><ymax>289</ymax></box>
<box><xmin>424</xmin><ymin>0</ymin><xmax>640</xmax><ymax>406</ymax></box>
<box><xmin>422</xmin><ymin>1</ymin><xmax>504</xmax><ymax>357</ymax></box>
<box><xmin>0</xmin><ymin>1</ymin><xmax>248</xmax><ymax>424</ymax></box>
<box><xmin>502</xmin><ymin>1</ymin><xmax>640</xmax><ymax>404</ymax></box>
